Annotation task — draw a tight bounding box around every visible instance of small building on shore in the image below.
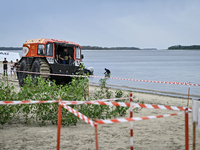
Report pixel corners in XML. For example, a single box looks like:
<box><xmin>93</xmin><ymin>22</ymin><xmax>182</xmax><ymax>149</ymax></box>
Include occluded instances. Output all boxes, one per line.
<box><xmin>0</xmin><ymin>51</ymin><xmax>20</xmax><ymax>62</ymax></box>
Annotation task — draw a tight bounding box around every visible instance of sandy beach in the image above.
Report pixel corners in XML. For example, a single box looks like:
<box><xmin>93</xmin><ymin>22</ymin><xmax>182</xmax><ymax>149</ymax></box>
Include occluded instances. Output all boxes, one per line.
<box><xmin>0</xmin><ymin>73</ymin><xmax>199</xmax><ymax>150</ymax></box>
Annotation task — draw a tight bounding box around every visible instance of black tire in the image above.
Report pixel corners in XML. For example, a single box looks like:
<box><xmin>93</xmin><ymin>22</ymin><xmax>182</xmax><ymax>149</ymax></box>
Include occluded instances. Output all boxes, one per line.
<box><xmin>31</xmin><ymin>59</ymin><xmax>41</xmax><ymax>84</ymax></box>
<box><xmin>31</xmin><ymin>59</ymin><xmax>40</xmax><ymax>78</ymax></box>
<box><xmin>18</xmin><ymin>60</ymin><xmax>28</xmax><ymax>87</ymax></box>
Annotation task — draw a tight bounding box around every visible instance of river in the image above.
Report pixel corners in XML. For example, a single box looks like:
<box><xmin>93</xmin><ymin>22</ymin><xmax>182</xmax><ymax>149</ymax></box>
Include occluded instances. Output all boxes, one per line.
<box><xmin>3</xmin><ymin>49</ymin><xmax>200</xmax><ymax>98</ymax></box>
<box><xmin>82</xmin><ymin>50</ymin><xmax>200</xmax><ymax>98</ymax></box>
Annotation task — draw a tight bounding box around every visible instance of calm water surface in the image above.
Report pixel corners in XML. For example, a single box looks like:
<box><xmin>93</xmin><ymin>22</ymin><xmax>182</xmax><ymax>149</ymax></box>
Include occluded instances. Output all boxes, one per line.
<box><xmin>7</xmin><ymin>49</ymin><xmax>200</xmax><ymax>98</ymax></box>
<box><xmin>82</xmin><ymin>50</ymin><xmax>200</xmax><ymax>98</ymax></box>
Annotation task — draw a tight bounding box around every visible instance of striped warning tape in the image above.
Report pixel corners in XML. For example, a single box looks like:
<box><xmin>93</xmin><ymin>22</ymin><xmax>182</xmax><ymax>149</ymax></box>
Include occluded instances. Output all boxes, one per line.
<box><xmin>61</xmin><ymin>97</ymin><xmax>129</xmax><ymax>105</ymax></box>
<box><xmin>130</xmin><ymin>103</ymin><xmax>192</xmax><ymax>111</ymax></box>
<box><xmin>0</xmin><ymin>100</ymin><xmax>192</xmax><ymax>112</ymax></box>
<box><xmin>62</xmin><ymin>101</ymin><xmax>192</xmax><ymax>111</ymax></box>
<box><xmin>0</xmin><ymin>98</ymin><xmax>127</xmax><ymax>106</ymax></box>
<box><xmin>61</xmin><ymin>103</ymin><xmax>96</xmax><ymax>127</ymax></box>
<box><xmin>0</xmin><ymin>99</ymin><xmax>187</xmax><ymax>127</ymax></box>
<box><xmin>93</xmin><ymin>97</ymin><xmax>129</xmax><ymax>102</ymax></box>
<box><xmin>62</xmin><ymin>101</ymin><xmax>129</xmax><ymax>107</ymax></box>
<box><xmin>95</xmin><ymin>112</ymin><xmax>183</xmax><ymax>124</ymax></box>
<box><xmin>3</xmin><ymin>70</ymin><xmax>199</xmax><ymax>86</ymax></box>
<box><xmin>89</xmin><ymin>75</ymin><xmax>200</xmax><ymax>87</ymax></box>
<box><xmin>15</xmin><ymin>70</ymin><xmax>87</xmax><ymax>78</ymax></box>
<box><xmin>0</xmin><ymin>100</ymin><xmax>58</xmax><ymax>105</ymax></box>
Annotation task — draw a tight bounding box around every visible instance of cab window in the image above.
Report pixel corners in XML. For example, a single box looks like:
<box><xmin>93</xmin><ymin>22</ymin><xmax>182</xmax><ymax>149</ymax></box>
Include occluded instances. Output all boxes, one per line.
<box><xmin>38</xmin><ymin>44</ymin><xmax>45</xmax><ymax>55</ymax></box>
<box><xmin>46</xmin><ymin>43</ymin><xmax>53</xmax><ymax>56</ymax></box>
<box><xmin>75</xmin><ymin>46</ymin><xmax>81</xmax><ymax>59</ymax></box>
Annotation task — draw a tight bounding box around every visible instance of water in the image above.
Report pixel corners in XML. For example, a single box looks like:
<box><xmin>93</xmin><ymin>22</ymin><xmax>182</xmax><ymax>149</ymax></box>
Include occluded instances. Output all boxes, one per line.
<box><xmin>82</xmin><ymin>50</ymin><xmax>200</xmax><ymax>98</ymax></box>
<box><xmin>5</xmin><ymin>49</ymin><xmax>200</xmax><ymax>98</ymax></box>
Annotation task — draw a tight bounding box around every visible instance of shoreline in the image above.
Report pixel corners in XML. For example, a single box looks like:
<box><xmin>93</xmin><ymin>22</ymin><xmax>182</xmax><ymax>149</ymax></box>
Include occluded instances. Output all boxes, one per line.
<box><xmin>90</xmin><ymin>82</ymin><xmax>200</xmax><ymax>99</ymax></box>
<box><xmin>1</xmin><ymin>73</ymin><xmax>199</xmax><ymax>100</ymax></box>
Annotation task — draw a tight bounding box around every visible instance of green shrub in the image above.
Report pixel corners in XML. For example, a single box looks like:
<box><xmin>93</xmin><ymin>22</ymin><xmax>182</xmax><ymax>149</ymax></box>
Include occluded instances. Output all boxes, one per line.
<box><xmin>0</xmin><ymin>80</ymin><xmax>18</xmax><ymax>126</ymax></box>
<box><xmin>0</xmin><ymin>75</ymin><xmax>141</xmax><ymax>127</ymax></box>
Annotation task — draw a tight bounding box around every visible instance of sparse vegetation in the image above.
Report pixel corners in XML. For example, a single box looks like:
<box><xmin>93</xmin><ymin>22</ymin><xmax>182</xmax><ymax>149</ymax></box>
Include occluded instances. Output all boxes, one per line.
<box><xmin>0</xmin><ymin>76</ymin><xmax>142</xmax><ymax>127</ymax></box>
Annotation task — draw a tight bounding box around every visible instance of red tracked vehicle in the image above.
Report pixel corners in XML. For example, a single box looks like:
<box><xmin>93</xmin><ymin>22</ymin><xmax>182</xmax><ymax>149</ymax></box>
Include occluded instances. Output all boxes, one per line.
<box><xmin>18</xmin><ymin>38</ymin><xmax>83</xmax><ymax>86</ymax></box>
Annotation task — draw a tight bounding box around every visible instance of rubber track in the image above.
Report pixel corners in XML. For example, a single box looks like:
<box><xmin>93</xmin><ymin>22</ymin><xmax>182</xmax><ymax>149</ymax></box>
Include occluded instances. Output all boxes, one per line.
<box><xmin>38</xmin><ymin>58</ymin><xmax>50</xmax><ymax>79</ymax></box>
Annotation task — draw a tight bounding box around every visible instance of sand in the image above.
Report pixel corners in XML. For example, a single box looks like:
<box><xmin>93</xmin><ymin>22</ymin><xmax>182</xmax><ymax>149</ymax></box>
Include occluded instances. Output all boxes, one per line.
<box><xmin>0</xmin><ymin>74</ymin><xmax>199</xmax><ymax>150</ymax></box>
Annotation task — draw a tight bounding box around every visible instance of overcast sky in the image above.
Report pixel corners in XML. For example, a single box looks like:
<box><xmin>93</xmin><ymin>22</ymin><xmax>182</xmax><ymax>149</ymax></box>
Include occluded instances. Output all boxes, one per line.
<box><xmin>0</xmin><ymin>0</ymin><xmax>199</xmax><ymax>49</ymax></box>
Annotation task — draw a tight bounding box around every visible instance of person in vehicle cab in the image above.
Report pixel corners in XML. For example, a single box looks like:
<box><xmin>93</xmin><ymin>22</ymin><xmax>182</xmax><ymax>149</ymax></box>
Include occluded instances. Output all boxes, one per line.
<box><xmin>59</xmin><ymin>48</ymin><xmax>69</xmax><ymax>64</ymax></box>
<box><xmin>69</xmin><ymin>55</ymin><xmax>74</xmax><ymax>65</ymax></box>
<box><xmin>55</xmin><ymin>46</ymin><xmax>60</xmax><ymax>63</ymax></box>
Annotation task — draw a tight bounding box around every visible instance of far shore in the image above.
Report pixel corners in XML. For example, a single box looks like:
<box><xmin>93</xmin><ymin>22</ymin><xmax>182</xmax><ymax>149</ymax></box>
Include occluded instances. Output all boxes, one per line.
<box><xmin>1</xmin><ymin>46</ymin><xmax>200</xmax><ymax>51</ymax></box>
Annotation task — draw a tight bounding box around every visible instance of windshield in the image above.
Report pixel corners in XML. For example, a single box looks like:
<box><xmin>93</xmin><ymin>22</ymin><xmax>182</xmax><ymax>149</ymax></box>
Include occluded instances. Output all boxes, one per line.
<box><xmin>75</xmin><ymin>46</ymin><xmax>81</xmax><ymax>60</ymax></box>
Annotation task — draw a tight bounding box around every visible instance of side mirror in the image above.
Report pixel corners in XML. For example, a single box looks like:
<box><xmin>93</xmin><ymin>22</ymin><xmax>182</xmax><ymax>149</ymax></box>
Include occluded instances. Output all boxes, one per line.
<box><xmin>81</xmin><ymin>54</ymin><xmax>84</xmax><ymax>59</ymax></box>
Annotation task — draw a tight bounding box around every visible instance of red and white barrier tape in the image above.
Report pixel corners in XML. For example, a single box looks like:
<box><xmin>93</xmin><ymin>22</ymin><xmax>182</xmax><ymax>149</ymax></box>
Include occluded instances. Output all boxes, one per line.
<box><xmin>130</xmin><ymin>103</ymin><xmax>192</xmax><ymax>111</ymax></box>
<box><xmin>94</xmin><ymin>97</ymin><xmax>129</xmax><ymax>102</ymax></box>
<box><xmin>15</xmin><ymin>70</ymin><xmax>86</xmax><ymax>78</ymax></box>
<box><xmin>2</xmin><ymin>70</ymin><xmax>199</xmax><ymax>86</ymax></box>
<box><xmin>89</xmin><ymin>75</ymin><xmax>200</xmax><ymax>87</ymax></box>
<box><xmin>0</xmin><ymin>98</ymin><xmax>127</xmax><ymax>106</ymax></box>
<box><xmin>62</xmin><ymin>101</ymin><xmax>192</xmax><ymax>111</ymax></box>
<box><xmin>0</xmin><ymin>100</ymin><xmax>58</xmax><ymax>105</ymax></box>
<box><xmin>61</xmin><ymin>97</ymin><xmax>129</xmax><ymax>105</ymax></box>
<box><xmin>61</xmin><ymin>103</ymin><xmax>96</xmax><ymax>127</ymax></box>
<box><xmin>0</xmin><ymin>70</ymin><xmax>15</xmax><ymax>72</ymax></box>
<box><xmin>61</xmin><ymin>98</ymin><xmax>129</xmax><ymax>105</ymax></box>
<box><xmin>62</xmin><ymin>101</ymin><xmax>129</xmax><ymax>107</ymax></box>
<box><xmin>95</xmin><ymin>112</ymin><xmax>183</xmax><ymax>124</ymax></box>
<box><xmin>0</xmin><ymin>100</ymin><xmax>192</xmax><ymax>112</ymax></box>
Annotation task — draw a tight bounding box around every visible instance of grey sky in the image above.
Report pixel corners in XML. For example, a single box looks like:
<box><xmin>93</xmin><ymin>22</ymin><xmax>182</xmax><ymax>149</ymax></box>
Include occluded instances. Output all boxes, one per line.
<box><xmin>0</xmin><ymin>0</ymin><xmax>199</xmax><ymax>49</ymax></box>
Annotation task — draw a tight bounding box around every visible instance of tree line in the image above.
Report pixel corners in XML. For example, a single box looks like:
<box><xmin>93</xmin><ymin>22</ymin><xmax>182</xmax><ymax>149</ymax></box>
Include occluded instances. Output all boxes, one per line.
<box><xmin>0</xmin><ymin>47</ymin><xmax>22</xmax><ymax>50</ymax></box>
<box><xmin>81</xmin><ymin>46</ymin><xmax>140</xmax><ymax>50</ymax></box>
<box><xmin>168</xmin><ymin>45</ymin><xmax>200</xmax><ymax>50</ymax></box>
<box><xmin>0</xmin><ymin>46</ymin><xmax>140</xmax><ymax>50</ymax></box>
<box><xmin>1</xmin><ymin>45</ymin><xmax>200</xmax><ymax>51</ymax></box>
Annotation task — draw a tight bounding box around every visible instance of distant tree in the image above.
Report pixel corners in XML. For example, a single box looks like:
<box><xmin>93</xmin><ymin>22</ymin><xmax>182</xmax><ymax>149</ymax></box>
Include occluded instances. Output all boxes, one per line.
<box><xmin>0</xmin><ymin>47</ymin><xmax>22</xmax><ymax>50</ymax></box>
<box><xmin>81</xmin><ymin>46</ymin><xmax>140</xmax><ymax>50</ymax></box>
<box><xmin>0</xmin><ymin>46</ymin><xmax>142</xmax><ymax>51</ymax></box>
<box><xmin>168</xmin><ymin>45</ymin><xmax>200</xmax><ymax>50</ymax></box>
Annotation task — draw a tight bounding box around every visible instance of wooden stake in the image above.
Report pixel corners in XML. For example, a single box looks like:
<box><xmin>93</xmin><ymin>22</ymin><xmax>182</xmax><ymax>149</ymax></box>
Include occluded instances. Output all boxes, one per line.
<box><xmin>130</xmin><ymin>93</ymin><xmax>133</xmax><ymax>150</ymax></box>
<box><xmin>94</xmin><ymin>118</ymin><xmax>99</xmax><ymax>150</ymax></box>
<box><xmin>185</xmin><ymin>108</ymin><xmax>189</xmax><ymax>150</ymax></box>
<box><xmin>185</xmin><ymin>86</ymin><xmax>190</xmax><ymax>150</ymax></box>
<box><xmin>193</xmin><ymin>122</ymin><xmax>196</xmax><ymax>150</ymax></box>
<box><xmin>95</xmin><ymin>124</ymin><xmax>99</xmax><ymax>150</ymax></box>
<box><xmin>187</xmin><ymin>86</ymin><xmax>190</xmax><ymax>107</ymax></box>
<box><xmin>57</xmin><ymin>97</ymin><xmax>62</xmax><ymax>150</ymax></box>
